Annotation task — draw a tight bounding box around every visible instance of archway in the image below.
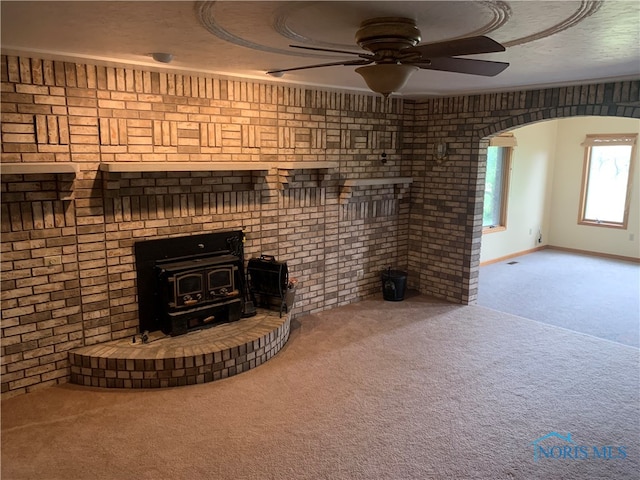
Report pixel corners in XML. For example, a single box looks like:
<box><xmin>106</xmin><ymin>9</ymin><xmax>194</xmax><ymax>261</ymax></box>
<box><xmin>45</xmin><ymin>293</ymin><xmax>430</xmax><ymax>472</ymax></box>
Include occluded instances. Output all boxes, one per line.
<box><xmin>407</xmin><ymin>79</ymin><xmax>640</xmax><ymax>307</ymax></box>
<box><xmin>476</xmin><ymin>116</ymin><xmax>640</xmax><ymax>346</ymax></box>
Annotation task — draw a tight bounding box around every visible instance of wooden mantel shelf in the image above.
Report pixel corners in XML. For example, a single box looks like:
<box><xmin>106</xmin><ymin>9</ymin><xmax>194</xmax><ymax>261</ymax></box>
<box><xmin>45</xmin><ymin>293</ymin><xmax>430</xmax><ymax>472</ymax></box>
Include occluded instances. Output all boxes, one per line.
<box><xmin>275</xmin><ymin>161</ymin><xmax>339</xmax><ymax>170</ymax></box>
<box><xmin>1</xmin><ymin>162</ymin><xmax>79</xmax><ymax>175</ymax></box>
<box><xmin>1</xmin><ymin>163</ymin><xmax>77</xmax><ymax>201</ymax></box>
<box><xmin>99</xmin><ymin>162</ymin><xmax>272</xmax><ymax>173</ymax></box>
<box><xmin>274</xmin><ymin>161</ymin><xmax>338</xmax><ymax>189</ymax></box>
<box><xmin>99</xmin><ymin>161</ymin><xmax>338</xmax><ymax>173</ymax></box>
<box><xmin>343</xmin><ymin>177</ymin><xmax>413</xmax><ymax>187</ymax></box>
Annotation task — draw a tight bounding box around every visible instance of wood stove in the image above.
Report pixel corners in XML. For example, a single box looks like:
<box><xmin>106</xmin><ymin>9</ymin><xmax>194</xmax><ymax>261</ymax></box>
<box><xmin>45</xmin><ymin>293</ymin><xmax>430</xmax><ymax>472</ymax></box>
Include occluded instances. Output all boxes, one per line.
<box><xmin>155</xmin><ymin>252</ymin><xmax>243</xmax><ymax>336</ymax></box>
<box><xmin>134</xmin><ymin>231</ymin><xmax>247</xmax><ymax>336</ymax></box>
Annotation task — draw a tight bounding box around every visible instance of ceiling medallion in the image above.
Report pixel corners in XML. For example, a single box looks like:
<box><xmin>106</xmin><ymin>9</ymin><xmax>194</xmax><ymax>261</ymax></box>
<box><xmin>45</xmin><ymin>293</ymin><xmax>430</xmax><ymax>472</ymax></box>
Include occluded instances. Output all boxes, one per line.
<box><xmin>196</xmin><ymin>0</ymin><xmax>512</xmax><ymax>59</ymax></box>
<box><xmin>463</xmin><ymin>1</ymin><xmax>511</xmax><ymax>38</ymax></box>
<box><xmin>195</xmin><ymin>1</ymin><xmax>294</xmax><ymax>56</ymax></box>
<box><xmin>196</xmin><ymin>0</ymin><xmax>603</xmax><ymax>58</ymax></box>
<box><xmin>271</xmin><ymin>1</ymin><xmax>355</xmax><ymax>53</ymax></box>
<box><xmin>503</xmin><ymin>0</ymin><xmax>603</xmax><ymax>47</ymax></box>
<box><xmin>271</xmin><ymin>1</ymin><xmax>512</xmax><ymax>54</ymax></box>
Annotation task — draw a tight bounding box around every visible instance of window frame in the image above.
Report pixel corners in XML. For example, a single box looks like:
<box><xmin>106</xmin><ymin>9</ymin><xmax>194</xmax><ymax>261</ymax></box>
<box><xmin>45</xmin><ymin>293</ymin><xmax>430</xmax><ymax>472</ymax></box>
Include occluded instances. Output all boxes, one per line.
<box><xmin>482</xmin><ymin>141</ymin><xmax>514</xmax><ymax>234</ymax></box>
<box><xmin>578</xmin><ymin>133</ymin><xmax>637</xmax><ymax>229</ymax></box>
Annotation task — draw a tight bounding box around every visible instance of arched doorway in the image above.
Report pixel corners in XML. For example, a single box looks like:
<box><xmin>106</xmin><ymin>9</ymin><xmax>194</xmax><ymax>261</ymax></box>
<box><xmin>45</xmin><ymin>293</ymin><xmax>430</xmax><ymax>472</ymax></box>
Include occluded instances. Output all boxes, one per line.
<box><xmin>408</xmin><ymin>79</ymin><xmax>640</xmax><ymax>307</ymax></box>
<box><xmin>476</xmin><ymin>116</ymin><xmax>640</xmax><ymax>346</ymax></box>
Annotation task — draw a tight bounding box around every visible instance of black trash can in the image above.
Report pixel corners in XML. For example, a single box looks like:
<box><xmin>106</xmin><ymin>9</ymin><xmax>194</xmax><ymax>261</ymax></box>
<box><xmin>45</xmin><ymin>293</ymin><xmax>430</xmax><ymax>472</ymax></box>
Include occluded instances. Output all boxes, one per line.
<box><xmin>381</xmin><ymin>268</ymin><xmax>407</xmax><ymax>301</ymax></box>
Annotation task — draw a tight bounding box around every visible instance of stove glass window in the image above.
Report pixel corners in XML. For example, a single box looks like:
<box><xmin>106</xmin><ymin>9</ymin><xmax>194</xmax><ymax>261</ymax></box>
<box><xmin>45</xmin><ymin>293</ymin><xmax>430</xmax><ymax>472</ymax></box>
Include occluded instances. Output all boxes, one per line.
<box><xmin>208</xmin><ymin>268</ymin><xmax>233</xmax><ymax>292</ymax></box>
<box><xmin>177</xmin><ymin>273</ymin><xmax>203</xmax><ymax>295</ymax></box>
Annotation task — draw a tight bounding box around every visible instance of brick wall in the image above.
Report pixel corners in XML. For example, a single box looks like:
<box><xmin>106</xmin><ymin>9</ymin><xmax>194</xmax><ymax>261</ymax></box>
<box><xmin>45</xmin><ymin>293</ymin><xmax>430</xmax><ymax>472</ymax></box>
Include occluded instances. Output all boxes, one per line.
<box><xmin>0</xmin><ymin>55</ymin><xmax>410</xmax><ymax>397</ymax></box>
<box><xmin>2</xmin><ymin>54</ymin><xmax>638</xmax><ymax>397</ymax></box>
<box><xmin>404</xmin><ymin>81</ymin><xmax>640</xmax><ymax>304</ymax></box>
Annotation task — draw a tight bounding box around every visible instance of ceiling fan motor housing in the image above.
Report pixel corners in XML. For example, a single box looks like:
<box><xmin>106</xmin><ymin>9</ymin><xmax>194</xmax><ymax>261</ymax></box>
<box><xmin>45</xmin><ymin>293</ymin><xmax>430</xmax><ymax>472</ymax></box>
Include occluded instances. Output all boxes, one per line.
<box><xmin>355</xmin><ymin>17</ymin><xmax>422</xmax><ymax>55</ymax></box>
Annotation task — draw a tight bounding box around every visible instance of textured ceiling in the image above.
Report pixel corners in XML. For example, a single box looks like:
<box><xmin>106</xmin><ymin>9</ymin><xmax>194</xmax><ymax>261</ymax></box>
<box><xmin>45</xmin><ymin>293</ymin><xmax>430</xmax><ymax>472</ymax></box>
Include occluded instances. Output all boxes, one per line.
<box><xmin>1</xmin><ymin>1</ymin><xmax>639</xmax><ymax>98</ymax></box>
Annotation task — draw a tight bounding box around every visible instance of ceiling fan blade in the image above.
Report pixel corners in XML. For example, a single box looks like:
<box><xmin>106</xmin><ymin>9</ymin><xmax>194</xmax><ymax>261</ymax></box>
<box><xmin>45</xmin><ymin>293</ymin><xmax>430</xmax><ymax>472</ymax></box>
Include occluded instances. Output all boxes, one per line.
<box><xmin>267</xmin><ymin>59</ymin><xmax>372</xmax><ymax>76</ymax></box>
<box><xmin>289</xmin><ymin>45</ymin><xmax>369</xmax><ymax>57</ymax></box>
<box><xmin>413</xmin><ymin>57</ymin><xmax>509</xmax><ymax>77</ymax></box>
<box><xmin>405</xmin><ymin>36</ymin><xmax>505</xmax><ymax>58</ymax></box>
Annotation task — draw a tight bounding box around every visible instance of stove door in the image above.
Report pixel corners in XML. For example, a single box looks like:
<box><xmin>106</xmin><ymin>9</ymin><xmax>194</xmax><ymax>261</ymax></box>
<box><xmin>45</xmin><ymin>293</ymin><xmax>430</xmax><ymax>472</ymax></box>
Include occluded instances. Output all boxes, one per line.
<box><xmin>207</xmin><ymin>265</ymin><xmax>238</xmax><ymax>299</ymax></box>
<box><xmin>173</xmin><ymin>272</ymin><xmax>204</xmax><ymax>308</ymax></box>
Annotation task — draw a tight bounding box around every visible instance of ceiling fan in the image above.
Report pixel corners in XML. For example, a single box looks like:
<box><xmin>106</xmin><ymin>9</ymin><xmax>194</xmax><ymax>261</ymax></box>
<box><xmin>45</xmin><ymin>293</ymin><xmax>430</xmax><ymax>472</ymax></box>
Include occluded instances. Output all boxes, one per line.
<box><xmin>267</xmin><ymin>17</ymin><xmax>509</xmax><ymax>97</ymax></box>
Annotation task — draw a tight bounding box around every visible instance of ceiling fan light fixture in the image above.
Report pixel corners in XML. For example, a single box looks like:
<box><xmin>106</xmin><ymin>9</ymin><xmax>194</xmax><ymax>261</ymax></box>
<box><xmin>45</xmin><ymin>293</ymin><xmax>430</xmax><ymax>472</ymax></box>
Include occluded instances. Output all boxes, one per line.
<box><xmin>355</xmin><ymin>64</ymin><xmax>418</xmax><ymax>97</ymax></box>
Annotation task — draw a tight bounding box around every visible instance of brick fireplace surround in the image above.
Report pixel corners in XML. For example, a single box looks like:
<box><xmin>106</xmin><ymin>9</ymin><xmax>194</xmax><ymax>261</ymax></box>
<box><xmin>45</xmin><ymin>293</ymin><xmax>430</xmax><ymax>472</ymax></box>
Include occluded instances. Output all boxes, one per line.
<box><xmin>1</xmin><ymin>54</ymin><xmax>638</xmax><ymax>397</ymax></box>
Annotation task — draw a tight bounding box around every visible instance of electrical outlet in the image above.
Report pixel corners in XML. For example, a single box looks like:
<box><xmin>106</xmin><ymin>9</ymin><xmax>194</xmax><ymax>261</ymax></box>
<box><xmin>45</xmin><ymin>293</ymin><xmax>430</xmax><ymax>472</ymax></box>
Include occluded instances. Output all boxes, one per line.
<box><xmin>630</xmin><ymin>233</ymin><xmax>635</xmax><ymax>241</ymax></box>
<box><xmin>357</xmin><ymin>269</ymin><xmax>364</xmax><ymax>280</ymax></box>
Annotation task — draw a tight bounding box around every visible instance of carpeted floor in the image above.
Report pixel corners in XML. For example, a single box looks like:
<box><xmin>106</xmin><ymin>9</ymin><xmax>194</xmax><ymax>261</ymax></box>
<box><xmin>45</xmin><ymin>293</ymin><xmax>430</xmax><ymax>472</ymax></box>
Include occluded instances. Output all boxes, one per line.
<box><xmin>478</xmin><ymin>249</ymin><xmax>640</xmax><ymax>347</ymax></box>
<box><xmin>2</xmin><ymin>295</ymin><xmax>638</xmax><ymax>479</ymax></box>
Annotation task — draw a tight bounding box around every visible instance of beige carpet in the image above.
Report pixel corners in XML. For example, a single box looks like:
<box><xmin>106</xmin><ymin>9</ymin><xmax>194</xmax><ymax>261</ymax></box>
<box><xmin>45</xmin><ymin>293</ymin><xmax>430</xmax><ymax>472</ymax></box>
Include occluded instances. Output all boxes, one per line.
<box><xmin>2</xmin><ymin>295</ymin><xmax>638</xmax><ymax>479</ymax></box>
<box><xmin>478</xmin><ymin>249</ymin><xmax>640</xmax><ymax>347</ymax></box>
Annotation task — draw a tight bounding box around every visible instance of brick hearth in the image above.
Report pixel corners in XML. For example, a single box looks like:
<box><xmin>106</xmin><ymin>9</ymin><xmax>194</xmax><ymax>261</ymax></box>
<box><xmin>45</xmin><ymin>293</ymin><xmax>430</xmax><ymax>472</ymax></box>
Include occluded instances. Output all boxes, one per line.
<box><xmin>69</xmin><ymin>309</ymin><xmax>290</xmax><ymax>389</ymax></box>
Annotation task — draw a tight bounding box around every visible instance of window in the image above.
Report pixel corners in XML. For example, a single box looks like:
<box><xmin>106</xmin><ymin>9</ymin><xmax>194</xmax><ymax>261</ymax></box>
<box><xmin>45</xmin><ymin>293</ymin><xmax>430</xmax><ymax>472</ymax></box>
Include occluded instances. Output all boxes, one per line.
<box><xmin>579</xmin><ymin>133</ymin><xmax>637</xmax><ymax>228</ymax></box>
<box><xmin>483</xmin><ymin>135</ymin><xmax>515</xmax><ymax>232</ymax></box>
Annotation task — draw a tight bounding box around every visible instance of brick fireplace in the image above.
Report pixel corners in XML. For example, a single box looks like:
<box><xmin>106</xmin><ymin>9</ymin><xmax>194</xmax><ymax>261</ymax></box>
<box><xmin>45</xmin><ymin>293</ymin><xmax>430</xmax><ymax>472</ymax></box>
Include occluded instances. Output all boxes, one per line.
<box><xmin>0</xmin><ymin>54</ymin><xmax>412</xmax><ymax>396</ymax></box>
<box><xmin>1</xmin><ymin>53</ymin><xmax>637</xmax><ymax>397</ymax></box>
